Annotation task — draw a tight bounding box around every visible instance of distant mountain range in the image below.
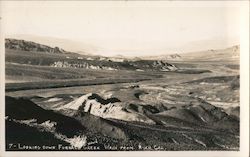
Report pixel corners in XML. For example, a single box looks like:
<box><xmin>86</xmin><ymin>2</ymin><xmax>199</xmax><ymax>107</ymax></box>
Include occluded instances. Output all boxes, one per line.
<box><xmin>5</xmin><ymin>36</ymin><xmax>240</xmax><ymax>61</ymax></box>
<box><xmin>5</xmin><ymin>38</ymin><xmax>239</xmax><ymax>74</ymax></box>
<box><xmin>5</xmin><ymin>38</ymin><xmax>178</xmax><ymax>72</ymax></box>
<box><xmin>142</xmin><ymin>53</ymin><xmax>182</xmax><ymax>61</ymax></box>
<box><xmin>141</xmin><ymin>45</ymin><xmax>239</xmax><ymax>61</ymax></box>
<box><xmin>179</xmin><ymin>45</ymin><xmax>240</xmax><ymax>61</ymax></box>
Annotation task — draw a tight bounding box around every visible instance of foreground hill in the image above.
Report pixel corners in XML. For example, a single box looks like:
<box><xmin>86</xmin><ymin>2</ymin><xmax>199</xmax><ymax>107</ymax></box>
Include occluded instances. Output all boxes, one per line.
<box><xmin>6</xmin><ymin>95</ymin><xmax>239</xmax><ymax>150</ymax></box>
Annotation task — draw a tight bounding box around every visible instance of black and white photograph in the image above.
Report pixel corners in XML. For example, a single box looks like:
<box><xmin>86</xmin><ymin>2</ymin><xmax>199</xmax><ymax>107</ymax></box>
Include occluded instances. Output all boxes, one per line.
<box><xmin>0</xmin><ymin>1</ymin><xmax>249</xmax><ymax>157</ymax></box>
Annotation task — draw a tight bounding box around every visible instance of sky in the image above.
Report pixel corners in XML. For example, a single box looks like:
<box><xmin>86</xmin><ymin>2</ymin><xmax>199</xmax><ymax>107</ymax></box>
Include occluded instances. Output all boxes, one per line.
<box><xmin>1</xmin><ymin>1</ymin><xmax>244</xmax><ymax>56</ymax></box>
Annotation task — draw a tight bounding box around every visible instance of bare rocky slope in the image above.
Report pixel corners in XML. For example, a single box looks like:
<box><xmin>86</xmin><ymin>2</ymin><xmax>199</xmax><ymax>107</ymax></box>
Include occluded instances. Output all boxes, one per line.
<box><xmin>5</xmin><ymin>38</ymin><xmax>66</xmax><ymax>54</ymax></box>
<box><xmin>6</xmin><ymin>95</ymin><xmax>239</xmax><ymax>150</ymax></box>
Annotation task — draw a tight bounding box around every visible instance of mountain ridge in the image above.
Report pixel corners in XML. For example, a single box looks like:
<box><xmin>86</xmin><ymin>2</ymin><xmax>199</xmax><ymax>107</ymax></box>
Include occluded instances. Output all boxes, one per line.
<box><xmin>5</xmin><ymin>38</ymin><xmax>67</xmax><ymax>54</ymax></box>
<box><xmin>5</xmin><ymin>38</ymin><xmax>179</xmax><ymax>72</ymax></box>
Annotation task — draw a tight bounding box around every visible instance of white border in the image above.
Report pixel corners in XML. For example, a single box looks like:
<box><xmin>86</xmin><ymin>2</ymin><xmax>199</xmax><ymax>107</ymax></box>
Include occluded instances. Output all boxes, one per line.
<box><xmin>0</xmin><ymin>1</ymin><xmax>249</xmax><ymax>157</ymax></box>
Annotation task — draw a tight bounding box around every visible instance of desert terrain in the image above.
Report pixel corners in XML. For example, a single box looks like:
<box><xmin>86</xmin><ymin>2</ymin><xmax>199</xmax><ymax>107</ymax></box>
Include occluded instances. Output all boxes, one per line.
<box><xmin>5</xmin><ymin>39</ymin><xmax>239</xmax><ymax>151</ymax></box>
